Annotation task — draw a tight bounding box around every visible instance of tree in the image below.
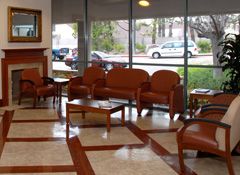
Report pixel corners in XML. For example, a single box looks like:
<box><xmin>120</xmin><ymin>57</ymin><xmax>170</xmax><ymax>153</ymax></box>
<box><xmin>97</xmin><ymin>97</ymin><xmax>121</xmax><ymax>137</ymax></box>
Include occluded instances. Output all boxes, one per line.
<box><xmin>189</xmin><ymin>15</ymin><xmax>229</xmax><ymax>77</ymax></box>
<box><xmin>72</xmin><ymin>21</ymin><xmax>118</xmax><ymax>52</ymax></box>
<box><xmin>137</xmin><ymin>18</ymin><xmax>159</xmax><ymax>44</ymax></box>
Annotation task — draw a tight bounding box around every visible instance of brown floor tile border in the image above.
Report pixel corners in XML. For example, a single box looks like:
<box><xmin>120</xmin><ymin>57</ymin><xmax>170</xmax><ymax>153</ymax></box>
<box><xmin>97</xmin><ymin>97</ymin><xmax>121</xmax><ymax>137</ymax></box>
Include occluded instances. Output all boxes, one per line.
<box><xmin>6</xmin><ymin>137</ymin><xmax>66</xmax><ymax>142</ymax></box>
<box><xmin>67</xmin><ymin>133</ymin><xmax>95</xmax><ymax>175</ymax></box>
<box><xmin>0</xmin><ymin>111</ymin><xmax>14</xmax><ymax>157</ymax></box>
<box><xmin>12</xmin><ymin>119</ymin><xmax>60</xmax><ymax>123</ymax></box>
<box><xmin>143</xmin><ymin>128</ymin><xmax>179</xmax><ymax>133</ymax></box>
<box><xmin>0</xmin><ymin>165</ymin><xmax>76</xmax><ymax>173</ymax></box>
<box><xmin>83</xmin><ymin>144</ymin><xmax>145</xmax><ymax>151</ymax></box>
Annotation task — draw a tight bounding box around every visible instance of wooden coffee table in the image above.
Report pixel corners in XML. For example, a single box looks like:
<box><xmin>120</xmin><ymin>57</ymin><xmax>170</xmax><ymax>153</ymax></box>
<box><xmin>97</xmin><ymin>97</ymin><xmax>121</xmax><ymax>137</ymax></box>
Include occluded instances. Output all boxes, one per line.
<box><xmin>66</xmin><ymin>99</ymin><xmax>125</xmax><ymax>132</ymax></box>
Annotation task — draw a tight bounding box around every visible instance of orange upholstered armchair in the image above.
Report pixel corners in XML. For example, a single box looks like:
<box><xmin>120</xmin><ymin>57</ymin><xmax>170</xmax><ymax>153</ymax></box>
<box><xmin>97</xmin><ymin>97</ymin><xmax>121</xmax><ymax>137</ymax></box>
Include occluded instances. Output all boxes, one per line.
<box><xmin>194</xmin><ymin>92</ymin><xmax>238</xmax><ymax>121</ymax></box>
<box><xmin>68</xmin><ymin>67</ymin><xmax>105</xmax><ymax>101</ymax></box>
<box><xmin>137</xmin><ymin>70</ymin><xmax>184</xmax><ymax>119</ymax></box>
<box><xmin>18</xmin><ymin>68</ymin><xmax>56</xmax><ymax>108</ymax></box>
<box><xmin>177</xmin><ymin>95</ymin><xmax>240</xmax><ymax>175</ymax></box>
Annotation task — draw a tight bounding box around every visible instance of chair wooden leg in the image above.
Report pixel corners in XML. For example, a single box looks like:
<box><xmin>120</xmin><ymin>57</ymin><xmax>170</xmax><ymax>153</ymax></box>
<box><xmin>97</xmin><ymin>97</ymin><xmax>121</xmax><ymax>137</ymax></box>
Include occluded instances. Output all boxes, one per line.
<box><xmin>18</xmin><ymin>93</ymin><xmax>22</xmax><ymax>105</ymax></box>
<box><xmin>178</xmin><ymin>145</ymin><xmax>185</xmax><ymax>172</ymax></box>
<box><xmin>226</xmin><ymin>153</ymin><xmax>234</xmax><ymax>175</ymax></box>
<box><xmin>33</xmin><ymin>95</ymin><xmax>37</xmax><ymax>108</ymax></box>
<box><xmin>53</xmin><ymin>94</ymin><xmax>55</xmax><ymax>103</ymax></box>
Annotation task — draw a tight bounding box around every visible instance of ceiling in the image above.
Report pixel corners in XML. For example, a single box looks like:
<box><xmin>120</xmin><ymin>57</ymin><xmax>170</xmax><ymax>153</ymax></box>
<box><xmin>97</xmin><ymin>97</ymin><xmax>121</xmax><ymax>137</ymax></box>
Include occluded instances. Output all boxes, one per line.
<box><xmin>52</xmin><ymin>0</ymin><xmax>240</xmax><ymax>24</ymax></box>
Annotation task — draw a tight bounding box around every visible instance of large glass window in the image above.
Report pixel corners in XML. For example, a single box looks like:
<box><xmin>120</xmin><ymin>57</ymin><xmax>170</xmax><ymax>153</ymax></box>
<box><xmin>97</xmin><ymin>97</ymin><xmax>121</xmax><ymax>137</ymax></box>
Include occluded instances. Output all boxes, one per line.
<box><xmin>86</xmin><ymin>0</ymin><xmax>129</xmax><ymax>71</ymax></box>
<box><xmin>51</xmin><ymin>0</ymin><xmax>240</xmax><ymax>109</ymax></box>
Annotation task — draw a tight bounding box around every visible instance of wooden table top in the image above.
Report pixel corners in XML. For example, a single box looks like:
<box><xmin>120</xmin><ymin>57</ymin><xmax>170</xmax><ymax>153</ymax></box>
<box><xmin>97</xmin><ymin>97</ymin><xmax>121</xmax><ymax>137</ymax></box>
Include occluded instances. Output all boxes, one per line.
<box><xmin>66</xmin><ymin>99</ymin><xmax>124</xmax><ymax>109</ymax></box>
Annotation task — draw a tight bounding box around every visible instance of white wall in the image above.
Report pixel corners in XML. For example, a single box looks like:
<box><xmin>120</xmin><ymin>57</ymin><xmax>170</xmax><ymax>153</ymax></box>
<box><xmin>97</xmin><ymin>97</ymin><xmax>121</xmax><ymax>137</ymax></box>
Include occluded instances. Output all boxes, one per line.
<box><xmin>0</xmin><ymin>0</ymin><xmax>52</xmax><ymax>100</ymax></box>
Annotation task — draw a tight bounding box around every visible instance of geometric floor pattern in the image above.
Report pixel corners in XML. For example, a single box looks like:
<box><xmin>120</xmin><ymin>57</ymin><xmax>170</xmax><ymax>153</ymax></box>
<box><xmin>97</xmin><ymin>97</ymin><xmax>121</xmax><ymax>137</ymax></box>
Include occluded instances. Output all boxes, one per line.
<box><xmin>0</xmin><ymin>97</ymin><xmax>239</xmax><ymax>175</ymax></box>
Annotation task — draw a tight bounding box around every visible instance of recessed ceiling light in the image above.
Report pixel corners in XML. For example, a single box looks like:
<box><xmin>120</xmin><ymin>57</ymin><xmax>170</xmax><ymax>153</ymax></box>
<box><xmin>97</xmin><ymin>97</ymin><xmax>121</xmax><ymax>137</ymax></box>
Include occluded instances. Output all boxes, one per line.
<box><xmin>139</xmin><ymin>0</ymin><xmax>150</xmax><ymax>7</ymax></box>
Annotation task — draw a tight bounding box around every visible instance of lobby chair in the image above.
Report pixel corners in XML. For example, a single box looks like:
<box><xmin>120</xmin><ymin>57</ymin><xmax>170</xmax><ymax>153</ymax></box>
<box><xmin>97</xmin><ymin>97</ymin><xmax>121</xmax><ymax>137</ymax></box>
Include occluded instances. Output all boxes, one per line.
<box><xmin>18</xmin><ymin>68</ymin><xmax>56</xmax><ymax>108</ymax></box>
<box><xmin>68</xmin><ymin>67</ymin><xmax>105</xmax><ymax>101</ymax></box>
<box><xmin>137</xmin><ymin>70</ymin><xmax>184</xmax><ymax>119</ymax></box>
<box><xmin>177</xmin><ymin>95</ymin><xmax>240</xmax><ymax>175</ymax></box>
<box><xmin>194</xmin><ymin>92</ymin><xmax>238</xmax><ymax>121</ymax></box>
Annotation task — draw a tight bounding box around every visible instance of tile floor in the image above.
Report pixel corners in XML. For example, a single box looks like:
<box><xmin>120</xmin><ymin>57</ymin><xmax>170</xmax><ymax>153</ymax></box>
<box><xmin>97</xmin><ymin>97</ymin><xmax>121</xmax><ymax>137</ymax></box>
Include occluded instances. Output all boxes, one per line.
<box><xmin>0</xmin><ymin>97</ymin><xmax>239</xmax><ymax>175</ymax></box>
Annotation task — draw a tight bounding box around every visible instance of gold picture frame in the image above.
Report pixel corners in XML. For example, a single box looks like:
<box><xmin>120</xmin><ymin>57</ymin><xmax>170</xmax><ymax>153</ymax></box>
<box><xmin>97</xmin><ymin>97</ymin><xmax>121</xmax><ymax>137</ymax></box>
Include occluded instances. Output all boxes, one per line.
<box><xmin>8</xmin><ymin>6</ymin><xmax>42</xmax><ymax>42</ymax></box>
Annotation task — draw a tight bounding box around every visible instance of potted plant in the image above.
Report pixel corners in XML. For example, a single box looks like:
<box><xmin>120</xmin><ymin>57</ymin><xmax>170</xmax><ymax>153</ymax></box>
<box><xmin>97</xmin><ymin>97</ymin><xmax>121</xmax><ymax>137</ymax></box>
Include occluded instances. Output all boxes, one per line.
<box><xmin>217</xmin><ymin>33</ymin><xmax>240</xmax><ymax>93</ymax></box>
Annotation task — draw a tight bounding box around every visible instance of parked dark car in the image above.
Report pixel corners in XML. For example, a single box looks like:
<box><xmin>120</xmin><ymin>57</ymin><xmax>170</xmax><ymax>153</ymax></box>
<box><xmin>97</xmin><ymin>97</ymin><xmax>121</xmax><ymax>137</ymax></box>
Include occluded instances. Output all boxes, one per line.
<box><xmin>65</xmin><ymin>51</ymin><xmax>127</xmax><ymax>71</ymax></box>
<box><xmin>52</xmin><ymin>48</ymin><xmax>69</xmax><ymax>60</ymax></box>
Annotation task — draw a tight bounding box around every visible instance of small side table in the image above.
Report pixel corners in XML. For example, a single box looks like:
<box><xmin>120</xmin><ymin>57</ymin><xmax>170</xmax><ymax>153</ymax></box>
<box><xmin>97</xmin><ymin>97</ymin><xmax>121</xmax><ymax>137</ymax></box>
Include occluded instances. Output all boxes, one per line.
<box><xmin>54</xmin><ymin>78</ymin><xmax>70</xmax><ymax>104</ymax></box>
<box><xmin>189</xmin><ymin>89</ymin><xmax>222</xmax><ymax>118</ymax></box>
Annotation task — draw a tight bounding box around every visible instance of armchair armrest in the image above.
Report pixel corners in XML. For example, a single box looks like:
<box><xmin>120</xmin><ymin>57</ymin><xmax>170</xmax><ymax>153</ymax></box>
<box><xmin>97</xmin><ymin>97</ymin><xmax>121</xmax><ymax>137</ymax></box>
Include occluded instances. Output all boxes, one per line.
<box><xmin>68</xmin><ymin>76</ymin><xmax>83</xmax><ymax>86</ymax></box>
<box><xmin>177</xmin><ymin>118</ymin><xmax>231</xmax><ymax>144</ymax></box>
<box><xmin>94</xmin><ymin>79</ymin><xmax>106</xmax><ymax>88</ymax></box>
<box><xmin>91</xmin><ymin>79</ymin><xmax>106</xmax><ymax>99</ymax></box>
<box><xmin>200</xmin><ymin>106</ymin><xmax>228</xmax><ymax>114</ymax></box>
<box><xmin>42</xmin><ymin>77</ymin><xmax>55</xmax><ymax>86</ymax></box>
<box><xmin>169</xmin><ymin>84</ymin><xmax>184</xmax><ymax>112</ymax></box>
<box><xmin>201</xmin><ymin>103</ymin><xmax>229</xmax><ymax>109</ymax></box>
<box><xmin>42</xmin><ymin>77</ymin><xmax>54</xmax><ymax>82</ymax></box>
<box><xmin>184</xmin><ymin>118</ymin><xmax>231</xmax><ymax>128</ymax></box>
<box><xmin>20</xmin><ymin>79</ymin><xmax>35</xmax><ymax>85</ymax></box>
<box><xmin>138</xmin><ymin>82</ymin><xmax>150</xmax><ymax>92</ymax></box>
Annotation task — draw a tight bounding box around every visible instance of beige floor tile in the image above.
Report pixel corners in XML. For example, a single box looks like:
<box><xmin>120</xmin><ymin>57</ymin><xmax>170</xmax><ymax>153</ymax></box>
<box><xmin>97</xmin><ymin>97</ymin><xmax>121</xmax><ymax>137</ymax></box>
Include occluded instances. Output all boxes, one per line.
<box><xmin>149</xmin><ymin>132</ymin><xmax>179</xmax><ymax>153</ymax></box>
<box><xmin>8</xmin><ymin>122</ymin><xmax>65</xmax><ymax>138</ymax></box>
<box><xmin>78</xmin><ymin>127</ymin><xmax>143</xmax><ymax>146</ymax></box>
<box><xmin>131</xmin><ymin>113</ymin><xmax>183</xmax><ymax>130</ymax></box>
<box><xmin>86</xmin><ymin>148</ymin><xmax>178</xmax><ymax>175</ymax></box>
<box><xmin>0</xmin><ymin>142</ymin><xmax>73</xmax><ymax>166</ymax></box>
<box><xmin>70</xmin><ymin>112</ymin><xmax>121</xmax><ymax>126</ymax></box>
<box><xmin>184</xmin><ymin>156</ymin><xmax>240</xmax><ymax>175</ymax></box>
<box><xmin>148</xmin><ymin>132</ymin><xmax>196</xmax><ymax>154</ymax></box>
<box><xmin>13</xmin><ymin>109</ymin><xmax>59</xmax><ymax>120</ymax></box>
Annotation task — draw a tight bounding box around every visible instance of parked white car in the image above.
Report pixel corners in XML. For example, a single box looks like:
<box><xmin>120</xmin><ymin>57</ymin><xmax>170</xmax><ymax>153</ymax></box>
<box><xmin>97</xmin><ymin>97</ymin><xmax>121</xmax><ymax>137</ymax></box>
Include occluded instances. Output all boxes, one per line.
<box><xmin>147</xmin><ymin>41</ymin><xmax>198</xmax><ymax>58</ymax></box>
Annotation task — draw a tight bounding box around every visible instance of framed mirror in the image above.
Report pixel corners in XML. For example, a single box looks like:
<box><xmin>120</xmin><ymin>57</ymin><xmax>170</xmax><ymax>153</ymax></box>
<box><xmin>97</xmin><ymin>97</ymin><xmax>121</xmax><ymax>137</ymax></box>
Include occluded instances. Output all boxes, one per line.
<box><xmin>8</xmin><ymin>6</ymin><xmax>42</xmax><ymax>42</ymax></box>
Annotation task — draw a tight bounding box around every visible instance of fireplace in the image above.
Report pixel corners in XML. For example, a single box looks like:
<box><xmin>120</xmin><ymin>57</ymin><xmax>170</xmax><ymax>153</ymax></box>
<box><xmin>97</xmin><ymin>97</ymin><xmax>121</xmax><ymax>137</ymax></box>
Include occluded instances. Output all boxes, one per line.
<box><xmin>1</xmin><ymin>48</ymin><xmax>48</xmax><ymax>106</ymax></box>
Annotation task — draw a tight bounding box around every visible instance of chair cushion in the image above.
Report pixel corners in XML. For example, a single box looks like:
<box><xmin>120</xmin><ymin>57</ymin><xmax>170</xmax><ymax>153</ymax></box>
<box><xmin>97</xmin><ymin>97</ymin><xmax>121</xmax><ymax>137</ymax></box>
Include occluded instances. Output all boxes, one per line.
<box><xmin>94</xmin><ymin>87</ymin><xmax>137</xmax><ymax>100</ymax></box>
<box><xmin>140</xmin><ymin>91</ymin><xmax>169</xmax><ymax>104</ymax></box>
<box><xmin>180</xmin><ymin>123</ymin><xmax>218</xmax><ymax>150</ymax></box>
<box><xmin>36</xmin><ymin>85</ymin><xmax>55</xmax><ymax>96</ymax></box>
<box><xmin>70</xmin><ymin>85</ymin><xmax>91</xmax><ymax>95</ymax></box>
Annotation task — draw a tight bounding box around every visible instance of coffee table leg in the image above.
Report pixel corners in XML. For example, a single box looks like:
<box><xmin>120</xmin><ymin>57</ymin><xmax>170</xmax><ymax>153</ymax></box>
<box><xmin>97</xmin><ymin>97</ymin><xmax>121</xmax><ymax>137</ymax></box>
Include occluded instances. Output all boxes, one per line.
<box><xmin>121</xmin><ymin>107</ymin><xmax>125</xmax><ymax>126</ymax></box>
<box><xmin>107</xmin><ymin>114</ymin><xmax>110</xmax><ymax>132</ymax></box>
<box><xmin>82</xmin><ymin>111</ymin><xmax>85</xmax><ymax>119</ymax></box>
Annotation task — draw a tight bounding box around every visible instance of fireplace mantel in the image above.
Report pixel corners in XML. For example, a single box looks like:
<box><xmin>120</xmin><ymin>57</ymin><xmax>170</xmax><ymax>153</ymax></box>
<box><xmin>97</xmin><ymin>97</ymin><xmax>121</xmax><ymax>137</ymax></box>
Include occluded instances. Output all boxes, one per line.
<box><xmin>1</xmin><ymin>48</ymin><xmax>49</xmax><ymax>106</ymax></box>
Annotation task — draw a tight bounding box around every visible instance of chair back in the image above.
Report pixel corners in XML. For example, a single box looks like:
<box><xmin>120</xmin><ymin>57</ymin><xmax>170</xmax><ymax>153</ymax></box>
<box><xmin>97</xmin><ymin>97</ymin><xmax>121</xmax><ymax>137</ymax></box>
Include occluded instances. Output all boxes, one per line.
<box><xmin>216</xmin><ymin>95</ymin><xmax>240</xmax><ymax>151</ymax></box>
<box><xmin>105</xmin><ymin>68</ymin><xmax>149</xmax><ymax>89</ymax></box>
<box><xmin>21</xmin><ymin>69</ymin><xmax>43</xmax><ymax>89</ymax></box>
<box><xmin>82</xmin><ymin>67</ymin><xmax>105</xmax><ymax>86</ymax></box>
<box><xmin>150</xmin><ymin>70</ymin><xmax>180</xmax><ymax>93</ymax></box>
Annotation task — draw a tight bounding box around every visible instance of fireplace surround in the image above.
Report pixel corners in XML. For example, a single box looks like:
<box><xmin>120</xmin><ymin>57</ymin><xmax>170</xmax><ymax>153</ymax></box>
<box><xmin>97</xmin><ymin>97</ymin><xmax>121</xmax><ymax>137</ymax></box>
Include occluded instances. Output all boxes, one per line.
<box><xmin>1</xmin><ymin>48</ymin><xmax>48</xmax><ymax>106</ymax></box>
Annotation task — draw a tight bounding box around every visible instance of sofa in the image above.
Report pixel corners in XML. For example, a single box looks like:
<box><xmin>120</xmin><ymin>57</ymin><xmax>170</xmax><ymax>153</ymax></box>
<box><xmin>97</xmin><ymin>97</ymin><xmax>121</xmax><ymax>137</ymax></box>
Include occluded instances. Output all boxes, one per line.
<box><xmin>91</xmin><ymin>68</ymin><xmax>149</xmax><ymax>101</ymax></box>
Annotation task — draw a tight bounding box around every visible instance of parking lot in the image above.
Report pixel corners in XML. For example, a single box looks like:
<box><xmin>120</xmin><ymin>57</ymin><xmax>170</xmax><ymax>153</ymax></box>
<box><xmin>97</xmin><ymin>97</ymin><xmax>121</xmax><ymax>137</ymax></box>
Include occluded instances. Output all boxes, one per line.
<box><xmin>52</xmin><ymin>54</ymin><xmax>213</xmax><ymax>75</ymax></box>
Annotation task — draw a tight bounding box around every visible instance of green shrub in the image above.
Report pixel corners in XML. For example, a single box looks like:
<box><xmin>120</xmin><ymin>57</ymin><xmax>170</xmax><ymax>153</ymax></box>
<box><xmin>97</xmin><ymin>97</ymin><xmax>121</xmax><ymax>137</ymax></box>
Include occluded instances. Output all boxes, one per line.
<box><xmin>135</xmin><ymin>43</ymin><xmax>146</xmax><ymax>53</ymax></box>
<box><xmin>196</xmin><ymin>40</ymin><xmax>212</xmax><ymax>53</ymax></box>
<box><xmin>113</xmin><ymin>42</ymin><xmax>125</xmax><ymax>53</ymax></box>
<box><xmin>177</xmin><ymin>67</ymin><xmax>229</xmax><ymax>90</ymax></box>
<box><xmin>177</xmin><ymin>67</ymin><xmax>230</xmax><ymax>108</ymax></box>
